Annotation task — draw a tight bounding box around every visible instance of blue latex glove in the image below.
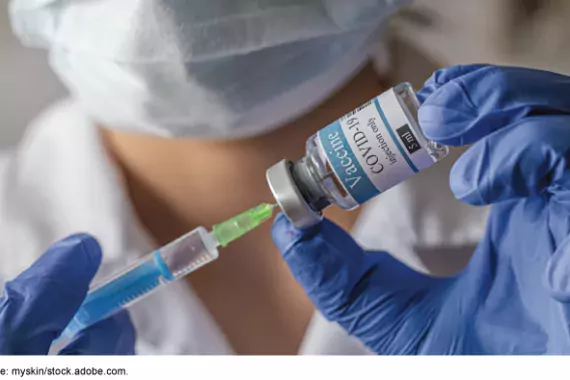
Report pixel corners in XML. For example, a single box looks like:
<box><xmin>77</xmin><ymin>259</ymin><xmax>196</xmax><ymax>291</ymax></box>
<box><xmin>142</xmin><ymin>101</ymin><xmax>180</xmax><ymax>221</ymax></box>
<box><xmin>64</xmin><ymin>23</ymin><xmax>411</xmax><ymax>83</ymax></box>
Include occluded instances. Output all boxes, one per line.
<box><xmin>272</xmin><ymin>64</ymin><xmax>570</xmax><ymax>354</ymax></box>
<box><xmin>0</xmin><ymin>234</ymin><xmax>136</xmax><ymax>355</ymax></box>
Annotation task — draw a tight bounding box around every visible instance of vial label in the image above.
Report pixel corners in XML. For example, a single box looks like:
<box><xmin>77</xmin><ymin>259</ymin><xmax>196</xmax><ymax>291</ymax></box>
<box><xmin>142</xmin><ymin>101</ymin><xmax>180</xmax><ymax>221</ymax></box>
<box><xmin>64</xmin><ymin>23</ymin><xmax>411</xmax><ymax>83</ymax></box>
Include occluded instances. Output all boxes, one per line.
<box><xmin>317</xmin><ymin>88</ymin><xmax>435</xmax><ymax>205</ymax></box>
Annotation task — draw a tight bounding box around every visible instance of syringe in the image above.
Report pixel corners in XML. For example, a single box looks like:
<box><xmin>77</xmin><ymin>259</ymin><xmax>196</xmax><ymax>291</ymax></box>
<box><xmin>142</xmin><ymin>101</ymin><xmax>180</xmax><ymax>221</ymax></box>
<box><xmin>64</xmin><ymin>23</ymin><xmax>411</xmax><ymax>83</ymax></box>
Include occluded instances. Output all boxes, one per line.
<box><xmin>58</xmin><ymin>203</ymin><xmax>276</xmax><ymax>339</ymax></box>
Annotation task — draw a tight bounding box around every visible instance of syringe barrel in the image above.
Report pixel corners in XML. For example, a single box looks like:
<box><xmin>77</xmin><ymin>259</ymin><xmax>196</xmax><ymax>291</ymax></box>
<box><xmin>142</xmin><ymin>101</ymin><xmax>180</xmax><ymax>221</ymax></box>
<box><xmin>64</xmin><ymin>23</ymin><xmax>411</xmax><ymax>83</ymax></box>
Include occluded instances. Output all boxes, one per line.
<box><xmin>158</xmin><ymin>226</ymin><xmax>219</xmax><ymax>279</ymax></box>
<box><xmin>60</xmin><ymin>227</ymin><xmax>219</xmax><ymax>338</ymax></box>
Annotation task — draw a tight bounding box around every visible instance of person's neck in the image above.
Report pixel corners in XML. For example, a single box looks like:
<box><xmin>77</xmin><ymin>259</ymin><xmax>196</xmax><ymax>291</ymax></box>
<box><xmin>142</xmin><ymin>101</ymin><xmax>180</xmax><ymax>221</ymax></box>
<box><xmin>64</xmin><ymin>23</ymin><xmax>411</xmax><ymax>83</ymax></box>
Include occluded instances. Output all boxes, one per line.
<box><xmin>100</xmin><ymin>63</ymin><xmax>389</xmax><ymax>246</ymax></box>
<box><xmin>99</xmin><ymin>63</ymin><xmax>393</xmax><ymax>355</ymax></box>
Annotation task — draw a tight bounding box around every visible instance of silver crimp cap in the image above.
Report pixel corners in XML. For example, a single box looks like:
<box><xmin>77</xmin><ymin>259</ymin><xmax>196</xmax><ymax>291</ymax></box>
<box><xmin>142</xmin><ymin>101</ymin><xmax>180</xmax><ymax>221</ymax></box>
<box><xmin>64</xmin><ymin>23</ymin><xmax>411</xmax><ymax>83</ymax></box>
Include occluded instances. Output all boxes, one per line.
<box><xmin>266</xmin><ymin>159</ymin><xmax>323</xmax><ymax>229</ymax></box>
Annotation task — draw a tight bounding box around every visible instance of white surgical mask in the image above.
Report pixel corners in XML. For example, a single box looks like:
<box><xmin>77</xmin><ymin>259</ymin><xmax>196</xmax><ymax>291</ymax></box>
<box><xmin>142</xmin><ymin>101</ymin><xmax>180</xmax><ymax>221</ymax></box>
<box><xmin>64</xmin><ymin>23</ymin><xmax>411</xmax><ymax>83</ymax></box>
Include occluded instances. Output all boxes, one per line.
<box><xmin>10</xmin><ymin>0</ymin><xmax>405</xmax><ymax>139</ymax></box>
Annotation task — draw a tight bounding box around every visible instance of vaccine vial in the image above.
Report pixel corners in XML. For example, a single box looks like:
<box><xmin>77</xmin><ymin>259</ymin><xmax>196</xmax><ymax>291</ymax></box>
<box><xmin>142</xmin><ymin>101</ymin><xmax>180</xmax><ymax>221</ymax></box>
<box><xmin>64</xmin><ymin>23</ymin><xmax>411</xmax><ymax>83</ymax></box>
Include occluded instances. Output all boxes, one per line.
<box><xmin>266</xmin><ymin>83</ymin><xmax>448</xmax><ymax>229</ymax></box>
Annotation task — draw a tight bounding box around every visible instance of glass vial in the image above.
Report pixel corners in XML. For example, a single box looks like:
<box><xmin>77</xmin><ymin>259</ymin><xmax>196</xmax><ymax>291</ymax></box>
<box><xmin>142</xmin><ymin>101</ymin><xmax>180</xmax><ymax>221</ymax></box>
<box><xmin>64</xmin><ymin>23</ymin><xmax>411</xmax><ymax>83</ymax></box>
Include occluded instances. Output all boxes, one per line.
<box><xmin>266</xmin><ymin>83</ymin><xmax>449</xmax><ymax>229</ymax></box>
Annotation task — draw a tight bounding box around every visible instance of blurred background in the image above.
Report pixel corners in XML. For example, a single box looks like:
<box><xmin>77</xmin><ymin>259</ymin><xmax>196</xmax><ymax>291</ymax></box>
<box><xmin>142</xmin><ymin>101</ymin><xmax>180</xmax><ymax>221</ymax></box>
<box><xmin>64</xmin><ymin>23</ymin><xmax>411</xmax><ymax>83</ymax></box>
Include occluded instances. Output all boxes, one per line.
<box><xmin>1</xmin><ymin>0</ymin><xmax>570</xmax><ymax>149</ymax></box>
<box><xmin>0</xmin><ymin>5</ymin><xmax>65</xmax><ymax>149</ymax></box>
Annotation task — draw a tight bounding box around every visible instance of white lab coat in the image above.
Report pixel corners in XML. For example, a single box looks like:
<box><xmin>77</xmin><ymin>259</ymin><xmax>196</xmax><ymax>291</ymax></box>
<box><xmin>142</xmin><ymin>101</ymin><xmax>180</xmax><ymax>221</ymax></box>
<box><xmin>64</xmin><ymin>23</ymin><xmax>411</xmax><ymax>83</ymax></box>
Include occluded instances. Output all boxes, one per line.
<box><xmin>0</xmin><ymin>98</ymin><xmax>489</xmax><ymax>355</ymax></box>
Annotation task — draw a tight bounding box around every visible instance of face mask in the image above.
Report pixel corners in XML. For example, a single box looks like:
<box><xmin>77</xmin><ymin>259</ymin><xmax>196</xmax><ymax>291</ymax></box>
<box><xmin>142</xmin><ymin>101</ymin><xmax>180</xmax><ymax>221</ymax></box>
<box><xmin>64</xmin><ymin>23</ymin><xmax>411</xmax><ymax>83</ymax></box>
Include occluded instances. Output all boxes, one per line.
<box><xmin>10</xmin><ymin>0</ymin><xmax>406</xmax><ymax>139</ymax></box>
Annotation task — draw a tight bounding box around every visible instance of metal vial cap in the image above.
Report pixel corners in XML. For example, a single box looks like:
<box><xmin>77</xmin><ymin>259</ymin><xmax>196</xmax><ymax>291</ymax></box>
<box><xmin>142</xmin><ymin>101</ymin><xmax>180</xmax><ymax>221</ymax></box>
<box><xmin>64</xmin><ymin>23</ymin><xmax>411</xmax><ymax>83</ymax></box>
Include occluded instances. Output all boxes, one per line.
<box><xmin>266</xmin><ymin>159</ymin><xmax>323</xmax><ymax>229</ymax></box>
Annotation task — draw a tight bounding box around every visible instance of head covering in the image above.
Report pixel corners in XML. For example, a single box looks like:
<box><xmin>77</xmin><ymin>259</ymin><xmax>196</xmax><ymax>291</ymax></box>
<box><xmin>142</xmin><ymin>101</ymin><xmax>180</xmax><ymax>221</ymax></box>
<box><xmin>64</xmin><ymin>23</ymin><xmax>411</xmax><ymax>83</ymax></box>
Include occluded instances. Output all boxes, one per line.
<box><xmin>10</xmin><ymin>0</ymin><xmax>406</xmax><ymax>139</ymax></box>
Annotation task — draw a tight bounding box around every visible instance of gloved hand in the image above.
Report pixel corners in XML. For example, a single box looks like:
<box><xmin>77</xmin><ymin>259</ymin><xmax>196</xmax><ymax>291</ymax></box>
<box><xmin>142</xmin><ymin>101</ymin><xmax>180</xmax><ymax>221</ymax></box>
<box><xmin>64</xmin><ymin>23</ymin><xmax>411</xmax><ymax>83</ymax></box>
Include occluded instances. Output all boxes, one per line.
<box><xmin>272</xmin><ymin>64</ymin><xmax>570</xmax><ymax>354</ymax></box>
<box><xmin>0</xmin><ymin>234</ymin><xmax>136</xmax><ymax>355</ymax></box>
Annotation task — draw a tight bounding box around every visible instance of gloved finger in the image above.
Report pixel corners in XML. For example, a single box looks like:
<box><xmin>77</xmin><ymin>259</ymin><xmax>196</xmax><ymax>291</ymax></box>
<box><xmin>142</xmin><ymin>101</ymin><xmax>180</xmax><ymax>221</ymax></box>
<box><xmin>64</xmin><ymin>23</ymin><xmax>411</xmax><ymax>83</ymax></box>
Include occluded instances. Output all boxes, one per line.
<box><xmin>418</xmin><ymin>66</ymin><xmax>570</xmax><ymax>146</ymax></box>
<box><xmin>272</xmin><ymin>213</ymin><xmax>449</xmax><ymax>353</ymax></box>
<box><xmin>59</xmin><ymin>311</ymin><xmax>136</xmax><ymax>355</ymax></box>
<box><xmin>450</xmin><ymin>116</ymin><xmax>570</xmax><ymax>205</ymax></box>
<box><xmin>416</xmin><ymin>64</ymin><xmax>490</xmax><ymax>103</ymax></box>
<box><xmin>544</xmin><ymin>233</ymin><xmax>570</xmax><ymax>303</ymax></box>
<box><xmin>0</xmin><ymin>234</ymin><xmax>101</xmax><ymax>354</ymax></box>
<box><xmin>271</xmin><ymin>213</ymin><xmax>377</xmax><ymax>315</ymax></box>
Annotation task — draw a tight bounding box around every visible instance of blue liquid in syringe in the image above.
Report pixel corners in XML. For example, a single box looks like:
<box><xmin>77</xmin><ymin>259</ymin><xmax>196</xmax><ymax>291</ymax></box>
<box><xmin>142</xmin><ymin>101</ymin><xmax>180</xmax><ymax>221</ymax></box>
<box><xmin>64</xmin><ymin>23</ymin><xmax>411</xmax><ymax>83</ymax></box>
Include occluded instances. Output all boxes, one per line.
<box><xmin>63</xmin><ymin>251</ymin><xmax>173</xmax><ymax>337</ymax></box>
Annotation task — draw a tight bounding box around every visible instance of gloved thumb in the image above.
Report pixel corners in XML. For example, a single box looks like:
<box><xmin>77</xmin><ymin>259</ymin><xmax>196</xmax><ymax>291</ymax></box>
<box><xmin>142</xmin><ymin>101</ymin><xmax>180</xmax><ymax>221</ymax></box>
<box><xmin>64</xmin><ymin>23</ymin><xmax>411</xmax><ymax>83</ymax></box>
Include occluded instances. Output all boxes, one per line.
<box><xmin>0</xmin><ymin>233</ymin><xmax>102</xmax><ymax>354</ymax></box>
<box><xmin>271</xmin><ymin>213</ymin><xmax>450</xmax><ymax>353</ymax></box>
